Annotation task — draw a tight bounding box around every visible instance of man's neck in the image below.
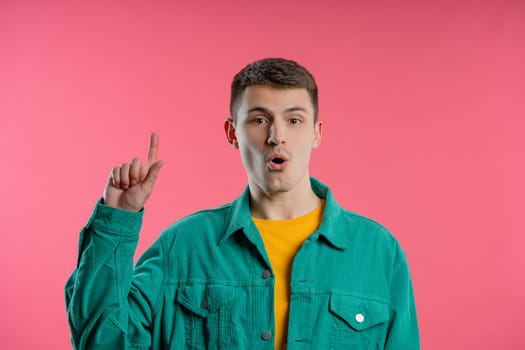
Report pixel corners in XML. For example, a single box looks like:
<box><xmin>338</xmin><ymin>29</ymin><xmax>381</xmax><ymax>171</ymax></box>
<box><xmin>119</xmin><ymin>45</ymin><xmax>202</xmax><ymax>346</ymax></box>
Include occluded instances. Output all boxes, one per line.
<box><xmin>248</xmin><ymin>177</ymin><xmax>322</xmax><ymax>220</ymax></box>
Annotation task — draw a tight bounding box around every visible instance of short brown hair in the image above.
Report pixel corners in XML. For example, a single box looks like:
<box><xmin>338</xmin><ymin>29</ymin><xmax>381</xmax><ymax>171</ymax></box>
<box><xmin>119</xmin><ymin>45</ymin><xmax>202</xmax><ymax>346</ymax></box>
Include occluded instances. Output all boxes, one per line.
<box><xmin>230</xmin><ymin>58</ymin><xmax>318</xmax><ymax>122</ymax></box>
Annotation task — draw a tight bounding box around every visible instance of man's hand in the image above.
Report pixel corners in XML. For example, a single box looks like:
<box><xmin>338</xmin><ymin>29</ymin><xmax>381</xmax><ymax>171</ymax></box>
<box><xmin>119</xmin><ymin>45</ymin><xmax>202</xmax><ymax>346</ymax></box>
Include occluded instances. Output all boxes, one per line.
<box><xmin>103</xmin><ymin>133</ymin><xmax>163</xmax><ymax>212</ymax></box>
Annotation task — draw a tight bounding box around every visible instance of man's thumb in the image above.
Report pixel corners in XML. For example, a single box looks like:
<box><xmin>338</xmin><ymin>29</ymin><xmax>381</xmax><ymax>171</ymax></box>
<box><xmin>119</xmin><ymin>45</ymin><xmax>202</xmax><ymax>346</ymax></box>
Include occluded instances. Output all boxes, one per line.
<box><xmin>142</xmin><ymin>161</ymin><xmax>164</xmax><ymax>191</ymax></box>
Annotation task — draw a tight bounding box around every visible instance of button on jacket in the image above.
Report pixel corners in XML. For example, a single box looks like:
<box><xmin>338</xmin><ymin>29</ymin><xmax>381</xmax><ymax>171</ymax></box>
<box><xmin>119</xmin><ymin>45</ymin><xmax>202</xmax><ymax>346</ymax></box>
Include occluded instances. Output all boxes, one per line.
<box><xmin>65</xmin><ymin>178</ymin><xmax>420</xmax><ymax>349</ymax></box>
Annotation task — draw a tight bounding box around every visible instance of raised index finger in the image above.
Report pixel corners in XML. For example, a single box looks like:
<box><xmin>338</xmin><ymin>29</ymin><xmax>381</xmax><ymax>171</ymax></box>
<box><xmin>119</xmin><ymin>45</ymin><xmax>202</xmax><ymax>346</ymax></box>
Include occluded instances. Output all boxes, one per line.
<box><xmin>146</xmin><ymin>132</ymin><xmax>159</xmax><ymax>165</ymax></box>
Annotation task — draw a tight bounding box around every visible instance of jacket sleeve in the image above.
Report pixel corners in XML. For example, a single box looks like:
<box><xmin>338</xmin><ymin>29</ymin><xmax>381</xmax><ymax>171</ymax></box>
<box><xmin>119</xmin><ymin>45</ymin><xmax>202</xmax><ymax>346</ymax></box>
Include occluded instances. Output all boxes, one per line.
<box><xmin>384</xmin><ymin>247</ymin><xmax>420</xmax><ymax>350</ymax></box>
<box><xmin>65</xmin><ymin>200</ymin><xmax>167</xmax><ymax>349</ymax></box>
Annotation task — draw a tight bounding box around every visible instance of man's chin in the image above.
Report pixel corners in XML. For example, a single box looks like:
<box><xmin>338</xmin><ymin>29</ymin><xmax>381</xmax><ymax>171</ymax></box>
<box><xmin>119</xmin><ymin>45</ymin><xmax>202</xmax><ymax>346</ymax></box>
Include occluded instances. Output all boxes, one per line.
<box><xmin>265</xmin><ymin>178</ymin><xmax>294</xmax><ymax>194</ymax></box>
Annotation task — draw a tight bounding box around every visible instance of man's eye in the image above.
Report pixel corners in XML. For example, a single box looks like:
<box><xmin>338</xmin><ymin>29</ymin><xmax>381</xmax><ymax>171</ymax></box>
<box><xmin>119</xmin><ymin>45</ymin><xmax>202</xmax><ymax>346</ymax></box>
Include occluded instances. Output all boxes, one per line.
<box><xmin>254</xmin><ymin>118</ymin><xmax>267</xmax><ymax>124</ymax></box>
<box><xmin>290</xmin><ymin>118</ymin><xmax>302</xmax><ymax>124</ymax></box>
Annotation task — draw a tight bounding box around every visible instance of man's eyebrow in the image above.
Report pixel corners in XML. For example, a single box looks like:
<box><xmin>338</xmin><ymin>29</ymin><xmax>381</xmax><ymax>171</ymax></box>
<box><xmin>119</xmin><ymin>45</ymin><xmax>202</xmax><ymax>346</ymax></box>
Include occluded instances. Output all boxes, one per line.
<box><xmin>284</xmin><ymin>106</ymin><xmax>308</xmax><ymax>113</ymax></box>
<box><xmin>247</xmin><ymin>106</ymin><xmax>272</xmax><ymax>114</ymax></box>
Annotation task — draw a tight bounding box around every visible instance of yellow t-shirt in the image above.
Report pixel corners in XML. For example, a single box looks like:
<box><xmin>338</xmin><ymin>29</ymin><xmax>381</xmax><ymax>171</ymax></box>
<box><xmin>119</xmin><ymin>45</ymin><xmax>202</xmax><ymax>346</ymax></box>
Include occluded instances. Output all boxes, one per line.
<box><xmin>252</xmin><ymin>201</ymin><xmax>324</xmax><ymax>349</ymax></box>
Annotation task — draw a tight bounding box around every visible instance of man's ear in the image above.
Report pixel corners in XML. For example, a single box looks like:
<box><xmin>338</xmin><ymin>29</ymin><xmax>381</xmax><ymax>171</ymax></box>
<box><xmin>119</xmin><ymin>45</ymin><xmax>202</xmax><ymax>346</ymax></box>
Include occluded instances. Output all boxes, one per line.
<box><xmin>224</xmin><ymin>118</ymin><xmax>238</xmax><ymax>149</ymax></box>
<box><xmin>313</xmin><ymin>121</ymin><xmax>323</xmax><ymax>148</ymax></box>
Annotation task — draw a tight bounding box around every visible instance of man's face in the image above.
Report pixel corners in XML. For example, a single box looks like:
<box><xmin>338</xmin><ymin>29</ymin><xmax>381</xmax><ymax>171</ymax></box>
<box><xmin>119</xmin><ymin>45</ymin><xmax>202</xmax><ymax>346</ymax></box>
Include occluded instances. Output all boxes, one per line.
<box><xmin>225</xmin><ymin>85</ymin><xmax>322</xmax><ymax>195</ymax></box>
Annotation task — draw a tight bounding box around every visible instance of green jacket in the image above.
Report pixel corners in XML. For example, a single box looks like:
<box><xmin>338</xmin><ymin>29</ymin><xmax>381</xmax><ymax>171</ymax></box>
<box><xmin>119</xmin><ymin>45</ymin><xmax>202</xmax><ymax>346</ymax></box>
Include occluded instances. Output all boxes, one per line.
<box><xmin>65</xmin><ymin>178</ymin><xmax>420</xmax><ymax>349</ymax></box>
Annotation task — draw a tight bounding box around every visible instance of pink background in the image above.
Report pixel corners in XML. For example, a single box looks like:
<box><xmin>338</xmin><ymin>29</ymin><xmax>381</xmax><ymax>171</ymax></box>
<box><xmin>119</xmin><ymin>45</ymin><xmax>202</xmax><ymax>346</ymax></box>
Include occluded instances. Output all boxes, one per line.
<box><xmin>2</xmin><ymin>0</ymin><xmax>524</xmax><ymax>348</ymax></box>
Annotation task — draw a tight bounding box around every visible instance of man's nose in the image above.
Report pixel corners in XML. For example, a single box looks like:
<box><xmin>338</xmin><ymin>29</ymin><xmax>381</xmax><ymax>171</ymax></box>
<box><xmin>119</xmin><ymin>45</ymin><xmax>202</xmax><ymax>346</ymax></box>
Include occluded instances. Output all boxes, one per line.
<box><xmin>267</xmin><ymin>123</ymin><xmax>285</xmax><ymax>145</ymax></box>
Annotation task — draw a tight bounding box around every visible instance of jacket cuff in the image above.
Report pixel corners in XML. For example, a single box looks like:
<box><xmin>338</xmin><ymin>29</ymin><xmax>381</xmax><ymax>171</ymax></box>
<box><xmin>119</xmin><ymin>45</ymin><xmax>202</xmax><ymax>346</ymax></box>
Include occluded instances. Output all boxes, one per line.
<box><xmin>85</xmin><ymin>198</ymin><xmax>144</xmax><ymax>236</ymax></box>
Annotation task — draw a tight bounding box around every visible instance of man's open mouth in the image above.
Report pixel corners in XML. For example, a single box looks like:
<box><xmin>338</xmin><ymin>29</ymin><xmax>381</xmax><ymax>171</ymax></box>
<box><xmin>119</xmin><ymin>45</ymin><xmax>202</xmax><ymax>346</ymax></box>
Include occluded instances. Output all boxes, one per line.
<box><xmin>268</xmin><ymin>155</ymin><xmax>288</xmax><ymax>170</ymax></box>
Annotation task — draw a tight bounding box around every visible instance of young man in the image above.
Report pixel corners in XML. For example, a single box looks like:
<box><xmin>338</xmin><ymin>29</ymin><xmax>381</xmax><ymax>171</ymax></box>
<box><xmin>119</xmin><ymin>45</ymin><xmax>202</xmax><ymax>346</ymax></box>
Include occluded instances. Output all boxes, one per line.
<box><xmin>66</xmin><ymin>58</ymin><xmax>420</xmax><ymax>349</ymax></box>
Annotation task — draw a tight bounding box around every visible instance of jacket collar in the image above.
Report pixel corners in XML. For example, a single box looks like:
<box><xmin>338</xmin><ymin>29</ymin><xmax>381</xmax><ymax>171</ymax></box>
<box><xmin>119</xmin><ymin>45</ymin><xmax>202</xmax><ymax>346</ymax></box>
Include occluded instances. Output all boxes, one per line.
<box><xmin>218</xmin><ymin>177</ymin><xmax>350</xmax><ymax>250</ymax></box>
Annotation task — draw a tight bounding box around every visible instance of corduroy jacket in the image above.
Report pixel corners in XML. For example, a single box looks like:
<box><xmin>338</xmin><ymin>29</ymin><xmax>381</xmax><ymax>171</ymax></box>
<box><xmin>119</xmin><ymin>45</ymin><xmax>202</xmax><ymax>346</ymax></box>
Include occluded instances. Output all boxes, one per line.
<box><xmin>65</xmin><ymin>178</ymin><xmax>420</xmax><ymax>349</ymax></box>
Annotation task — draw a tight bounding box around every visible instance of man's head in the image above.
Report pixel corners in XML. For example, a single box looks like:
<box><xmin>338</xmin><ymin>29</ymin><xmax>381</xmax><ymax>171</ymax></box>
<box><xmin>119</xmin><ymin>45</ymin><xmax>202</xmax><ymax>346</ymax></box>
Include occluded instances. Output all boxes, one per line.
<box><xmin>225</xmin><ymin>58</ymin><xmax>323</xmax><ymax>197</ymax></box>
<box><xmin>230</xmin><ymin>58</ymin><xmax>318</xmax><ymax>123</ymax></box>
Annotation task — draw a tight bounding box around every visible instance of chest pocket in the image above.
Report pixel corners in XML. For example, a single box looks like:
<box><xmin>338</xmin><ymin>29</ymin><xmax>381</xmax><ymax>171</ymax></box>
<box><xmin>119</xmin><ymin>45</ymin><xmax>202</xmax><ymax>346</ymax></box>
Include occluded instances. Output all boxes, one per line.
<box><xmin>176</xmin><ymin>284</ymin><xmax>235</xmax><ymax>350</ymax></box>
<box><xmin>329</xmin><ymin>294</ymin><xmax>392</xmax><ymax>350</ymax></box>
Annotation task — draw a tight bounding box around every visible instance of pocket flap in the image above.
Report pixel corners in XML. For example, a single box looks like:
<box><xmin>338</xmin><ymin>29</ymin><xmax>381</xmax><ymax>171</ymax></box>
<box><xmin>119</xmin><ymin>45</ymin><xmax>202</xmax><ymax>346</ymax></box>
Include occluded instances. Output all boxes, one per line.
<box><xmin>176</xmin><ymin>284</ymin><xmax>235</xmax><ymax>317</ymax></box>
<box><xmin>329</xmin><ymin>294</ymin><xmax>391</xmax><ymax>331</ymax></box>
